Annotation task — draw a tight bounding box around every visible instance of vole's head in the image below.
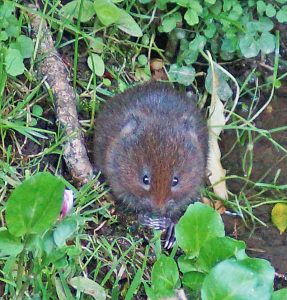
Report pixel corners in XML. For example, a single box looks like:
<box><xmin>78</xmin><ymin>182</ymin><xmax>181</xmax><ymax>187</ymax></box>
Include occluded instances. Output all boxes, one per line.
<box><xmin>105</xmin><ymin>114</ymin><xmax>207</xmax><ymax>220</ymax></box>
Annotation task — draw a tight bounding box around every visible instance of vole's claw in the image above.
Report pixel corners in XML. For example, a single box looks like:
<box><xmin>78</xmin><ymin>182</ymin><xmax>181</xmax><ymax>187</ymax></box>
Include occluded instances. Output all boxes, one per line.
<box><xmin>164</xmin><ymin>222</ymin><xmax>176</xmax><ymax>249</ymax></box>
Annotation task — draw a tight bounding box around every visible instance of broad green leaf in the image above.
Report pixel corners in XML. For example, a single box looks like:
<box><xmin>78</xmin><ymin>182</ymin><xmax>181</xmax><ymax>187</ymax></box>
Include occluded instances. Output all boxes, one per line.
<box><xmin>32</xmin><ymin>104</ymin><xmax>43</xmax><ymax>117</ymax></box>
<box><xmin>6</xmin><ymin>172</ymin><xmax>65</xmax><ymax>237</ymax></box>
<box><xmin>15</xmin><ymin>35</ymin><xmax>34</xmax><ymax>58</ymax></box>
<box><xmin>182</xmin><ymin>271</ymin><xmax>205</xmax><ymax>290</ymax></box>
<box><xmin>266</xmin><ymin>4</ymin><xmax>276</xmax><ymax>17</ymax></box>
<box><xmin>276</xmin><ymin>6</ymin><xmax>287</xmax><ymax>23</ymax></box>
<box><xmin>151</xmin><ymin>255</ymin><xmax>179</xmax><ymax>297</ymax></box>
<box><xmin>256</xmin><ymin>1</ymin><xmax>266</xmax><ymax>15</ymax></box>
<box><xmin>175</xmin><ymin>203</ymin><xmax>225</xmax><ymax>257</ymax></box>
<box><xmin>184</xmin><ymin>8</ymin><xmax>199</xmax><ymax>26</ymax></box>
<box><xmin>239</xmin><ymin>35</ymin><xmax>260</xmax><ymax>58</ymax></box>
<box><xmin>202</xmin><ymin>258</ymin><xmax>275</xmax><ymax>300</ymax></box>
<box><xmin>205</xmin><ymin>66</ymin><xmax>233</xmax><ymax>101</ymax></box>
<box><xmin>159</xmin><ymin>13</ymin><xmax>182</xmax><ymax>33</ymax></box>
<box><xmin>69</xmin><ymin>276</ymin><xmax>106</xmax><ymax>300</ymax></box>
<box><xmin>5</xmin><ymin>48</ymin><xmax>24</xmax><ymax>76</ymax></box>
<box><xmin>94</xmin><ymin>0</ymin><xmax>121</xmax><ymax>25</ymax></box>
<box><xmin>94</xmin><ymin>0</ymin><xmax>142</xmax><ymax>36</ymax></box>
<box><xmin>271</xmin><ymin>203</ymin><xmax>287</xmax><ymax>234</ymax></box>
<box><xmin>0</xmin><ymin>1</ymin><xmax>14</xmax><ymax>18</ymax></box>
<box><xmin>90</xmin><ymin>37</ymin><xmax>104</xmax><ymax>53</ymax></box>
<box><xmin>0</xmin><ymin>229</ymin><xmax>23</xmax><ymax>256</ymax></box>
<box><xmin>87</xmin><ymin>54</ymin><xmax>105</xmax><ymax>76</ymax></box>
<box><xmin>61</xmin><ymin>0</ymin><xmax>95</xmax><ymax>22</ymax></box>
<box><xmin>0</xmin><ymin>31</ymin><xmax>8</xmax><ymax>41</ymax></box>
<box><xmin>259</xmin><ymin>32</ymin><xmax>275</xmax><ymax>54</ymax></box>
<box><xmin>5</xmin><ymin>15</ymin><xmax>20</xmax><ymax>37</ymax></box>
<box><xmin>258</xmin><ymin>16</ymin><xmax>274</xmax><ymax>32</ymax></box>
<box><xmin>204</xmin><ymin>23</ymin><xmax>217</xmax><ymax>38</ymax></box>
<box><xmin>168</xmin><ymin>64</ymin><xmax>195</xmax><ymax>86</ymax></box>
<box><xmin>221</xmin><ymin>37</ymin><xmax>237</xmax><ymax>53</ymax></box>
<box><xmin>178</xmin><ymin>255</ymin><xmax>197</xmax><ymax>273</ymax></box>
<box><xmin>205</xmin><ymin>0</ymin><xmax>216</xmax><ymax>4</ymax></box>
<box><xmin>198</xmin><ymin>237</ymin><xmax>246</xmax><ymax>271</ymax></box>
<box><xmin>272</xmin><ymin>289</ymin><xmax>287</xmax><ymax>300</ymax></box>
<box><xmin>116</xmin><ymin>10</ymin><xmax>143</xmax><ymax>37</ymax></box>
<box><xmin>53</xmin><ymin>218</ymin><xmax>78</xmax><ymax>247</ymax></box>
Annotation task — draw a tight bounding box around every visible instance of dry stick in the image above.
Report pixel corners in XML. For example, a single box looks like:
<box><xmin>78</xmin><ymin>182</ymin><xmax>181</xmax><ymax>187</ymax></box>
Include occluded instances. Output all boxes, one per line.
<box><xmin>28</xmin><ymin>6</ymin><xmax>93</xmax><ymax>186</ymax></box>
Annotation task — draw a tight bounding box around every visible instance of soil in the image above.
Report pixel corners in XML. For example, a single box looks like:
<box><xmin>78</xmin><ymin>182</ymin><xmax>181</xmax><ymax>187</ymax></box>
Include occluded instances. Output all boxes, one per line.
<box><xmin>221</xmin><ymin>85</ymin><xmax>287</xmax><ymax>283</ymax></box>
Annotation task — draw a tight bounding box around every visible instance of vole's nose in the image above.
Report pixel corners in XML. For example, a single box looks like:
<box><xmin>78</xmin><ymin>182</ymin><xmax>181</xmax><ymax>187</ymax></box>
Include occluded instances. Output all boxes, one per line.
<box><xmin>153</xmin><ymin>198</ymin><xmax>166</xmax><ymax>210</ymax></box>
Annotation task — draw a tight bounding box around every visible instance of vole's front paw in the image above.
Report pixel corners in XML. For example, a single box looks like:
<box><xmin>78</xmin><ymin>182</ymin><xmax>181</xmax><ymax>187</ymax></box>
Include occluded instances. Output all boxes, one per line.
<box><xmin>138</xmin><ymin>214</ymin><xmax>176</xmax><ymax>249</ymax></box>
<box><xmin>138</xmin><ymin>213</ymin><xmax>171</xmax><ymax>230</ymax></box>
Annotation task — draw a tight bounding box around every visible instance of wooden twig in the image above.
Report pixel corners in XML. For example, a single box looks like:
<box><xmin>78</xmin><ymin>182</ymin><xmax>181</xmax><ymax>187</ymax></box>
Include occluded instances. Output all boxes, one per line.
<box><xmin>28</xmin><ymin>5</ymin><xmax>93</xmax><ymax>186</ymax></box>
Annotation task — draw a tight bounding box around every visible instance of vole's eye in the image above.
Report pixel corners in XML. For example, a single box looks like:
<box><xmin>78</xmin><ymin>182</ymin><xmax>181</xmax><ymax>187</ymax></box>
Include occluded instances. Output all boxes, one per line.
<box><xmin>172</xmin><ymin>177</ymin><xmax>179</xmax><ymax>187</ymax></box>
<box><xmin>143</xmin><ymin>175</ymin><xmax>150</xmax><ymax>185</ymax></box>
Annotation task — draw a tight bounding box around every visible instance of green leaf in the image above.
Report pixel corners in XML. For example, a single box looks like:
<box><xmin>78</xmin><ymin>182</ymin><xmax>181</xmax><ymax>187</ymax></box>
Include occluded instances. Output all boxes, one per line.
<box><xmin>61</xmin><ymin>0</ymin><xmax>95</xmax><ymax>22</ymax></box>
<box><xmin>175</xmin><ymin>203</ymin><xmax>225</xmax><ymax>257</ymax></box>
<box><xmin>87</xmin><ymin>54</ymin><xmax>105</xmax><ymax>76</ymax></box>
<box><xmin>0</xmin><ymin>31</ymin><xmax>8</xmax><ymax>41</ymax></box>
<box><xmin>256</xmin><ymin>1</ymin><xmax>266</xmax><ymax>15</ymax></box>
<box><xmin>32</xmin><ymin>105</ymin><xmax>43</xmax><ymax>117</ymax></box>
<box><xmin>168</xmin><ymin>64</ymin><xmax>195</xmax><ymax>86</ymax></box>
<box><xmin>151</xmin><ymin>255</ymin><xmax>179</xmax><ymax>297</ymax></box>
<box><xmin>178</xmin><ymin>255</ymin><xmax>197</xmax><ymax>273</ymax></box>
<box><xmin>69</xmin><ymin>277</ymin><xmax>106</xmax><ymax>300</ymax></box>
<box><xmin>184</xmin><ymin>8</ymin><xmax>199</xmax><ymax>26</ymax></box>
<box><xmin>266</xmin><ymin>4</ymin><xmax>276</xmax><ymax>17</ymax></box>
<box><xmin>239</xmin><ymin>34</ymin><xmax>260</xmax><ymax>58</ymax></box>
<box><xmin>5</xmin><ymin>48</ymin><xmax>24</xmax><ymax>76</ymax></box>
<box><xmin>272</xmin><ymin>289</ymin><xmax>287</xmax><ymax>300</ymax></box>
<box><xmin>6</xmin><ymin>172</ymin><xmax>65</xmax><ymax>237</ymax></box>
<box><xmin>159</xmin><ymin>12</ymin><xmax>182</xmax><ymax>33</ymax></box>
<box><xmin>182</xmin><ymin>271</ymin><xmax>205</xmax><ymax>290</ymax></box>
<box><xmin>198</xmin><ymin>237</ymin><xmax>246</xmax><ymax>271</ymax></box>
<box><xmin>53</xmin><ymin>218</ymin><xmax>78</xmax><ymax>247</ymax></box>
<box><xmin>221</xmin><ymin>37</ymin><xmax>237</xmax><ymax>53</ymax></box>
<box><xmin>0</xmin><ymin>229</ymin><xmax>23</xmax><ymax>257</ymax></box>
<box><xmin>5</xmin><ymin>15</ymin><xmax>20</xmax><ymax>37</ymax></box>
<box><xmin>204</xmin><ymin>23</ymin><xmax>217</xmax><ymax>38</ymax></box>
<box><xmin>90</xmin><ymin>37</ymin><xmax>104</xmax><ymax>53</ymax></box>
<box><xmin>116</xmin><ymin>10</ymin><xmax>143</xmax><ymax>37</ymax></box>
<box><xmin>205</xmin><ymin>0</ymin><xmax>216</xmax><ymax>4</ymax></box>
<box><xmin>94</xmin><ymin>0</ymin><xmax>142</xmax><ymax>36</ymax></box>
<box><xmin>258</xmin><ymin>16</ymin><xmax>274</xmax><ymax>32</ymax></box>
<box><xmin>201</xmin><ymin>258</ymin><xmax>275</xmax><ymax>300</ymax></box>
<box><xmin>0</xmin><ymin>1</ymin><xmax>14</xmax><ymax>18</ymax></box>
<box><xmin>94</xmin><ymin>0</ymin><xmax>121</xmax><ymax>26</ymax></box>
<box><xmin>259</xmin><ymin>32</ymin><xmax>275</xmax><ymax>54</ymax></box>
<box><xmin>276</xmin><ymin>6</ymin><xmax>287</xmax><ymax>23</ymax></box>
<box><xmin>138</xmin><ymin>54</ymin><xmax>148</xmax><ymax>66</ymax></box>
<box><xmin>14</xmin><ymin>35</ymin><xmax>34</xmax><ymax>59</ymax></box>
<box><xmin>205</xmin><ymin>66</ymin><xmax>233</xmax><ymax>100</ymax></box>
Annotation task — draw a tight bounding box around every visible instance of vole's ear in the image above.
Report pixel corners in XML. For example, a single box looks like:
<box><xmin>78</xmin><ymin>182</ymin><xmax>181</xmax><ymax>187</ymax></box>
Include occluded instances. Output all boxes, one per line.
<box><xmin>120</xmin><ymin>116</ymin><xmax>138</xmax><ymax>138</ymax></box>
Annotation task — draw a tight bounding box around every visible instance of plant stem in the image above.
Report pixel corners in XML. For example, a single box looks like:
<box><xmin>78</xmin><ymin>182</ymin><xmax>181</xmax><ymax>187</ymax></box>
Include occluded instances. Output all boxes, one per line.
<box><xmin>16</xmin><ymin>239</ymin><xmax>27</xmax><ymax>298</ymax></box>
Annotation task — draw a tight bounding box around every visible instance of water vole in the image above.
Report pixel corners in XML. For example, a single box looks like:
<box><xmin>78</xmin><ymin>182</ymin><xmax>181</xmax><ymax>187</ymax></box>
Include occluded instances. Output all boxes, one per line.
<box><xmin>93</xmin><ymin>82</ymin><xmax>208</xmax><ymax>246</ymax></box>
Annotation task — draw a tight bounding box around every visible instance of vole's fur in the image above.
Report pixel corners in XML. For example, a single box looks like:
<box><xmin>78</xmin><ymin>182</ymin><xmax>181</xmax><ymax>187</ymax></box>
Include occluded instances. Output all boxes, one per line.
<box><xmin>94</xmin><ymin>82</ymin><xmax>208</xmax><ymax>223</ymax></box>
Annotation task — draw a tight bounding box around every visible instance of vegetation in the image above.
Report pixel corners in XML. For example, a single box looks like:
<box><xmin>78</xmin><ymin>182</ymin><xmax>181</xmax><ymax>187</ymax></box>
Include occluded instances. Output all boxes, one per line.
<box><xmin>1</xmin><ymin>0</ymin><xmax>287</xmax><ymax>299</ymax></box>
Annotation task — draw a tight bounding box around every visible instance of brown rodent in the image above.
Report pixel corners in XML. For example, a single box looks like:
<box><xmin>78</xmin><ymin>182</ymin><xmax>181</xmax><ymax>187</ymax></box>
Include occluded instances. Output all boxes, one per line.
<box><xmin>93</xmin><ymin>82</ymin><xmax>208</xmax><ymax>230</ymax></box>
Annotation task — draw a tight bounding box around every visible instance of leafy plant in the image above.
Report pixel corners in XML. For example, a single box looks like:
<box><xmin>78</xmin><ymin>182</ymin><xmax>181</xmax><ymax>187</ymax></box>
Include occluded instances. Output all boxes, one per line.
<box><xmin>0</xmin><ymin>172</ymin><xmax>90</xmax><ymax>299</ymax></box>
<box><xmin>0</xmin><ymin>1</ymin><xmax>34</xmax><ymax>76</ymax></box>
<box><xmin>146</xmin><ymin>203</ymin><xmax>286</xmax><ymax>300</ymax></box>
